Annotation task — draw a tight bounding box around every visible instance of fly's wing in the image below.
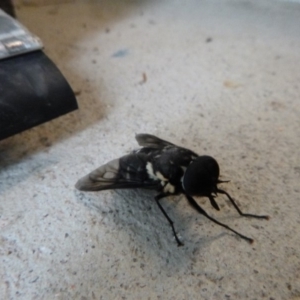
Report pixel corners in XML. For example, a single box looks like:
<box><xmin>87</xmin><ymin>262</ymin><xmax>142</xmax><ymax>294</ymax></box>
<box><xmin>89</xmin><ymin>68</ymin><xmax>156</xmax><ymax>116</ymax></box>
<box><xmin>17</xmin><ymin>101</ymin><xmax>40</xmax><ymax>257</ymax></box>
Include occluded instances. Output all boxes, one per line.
<box><xmin>75</xmin><ymin>158</ymin><xmax>120</xmax><ymax>191</ymax></box>
<box><xmin>135</xmin><ymin>133</ymin><xmax>175</xmax><ymax>148</ymax></box>
<box><xmin>75</xmin><ymin>154</ymin><xmax>159</xmax><ymax>191</ymax></box>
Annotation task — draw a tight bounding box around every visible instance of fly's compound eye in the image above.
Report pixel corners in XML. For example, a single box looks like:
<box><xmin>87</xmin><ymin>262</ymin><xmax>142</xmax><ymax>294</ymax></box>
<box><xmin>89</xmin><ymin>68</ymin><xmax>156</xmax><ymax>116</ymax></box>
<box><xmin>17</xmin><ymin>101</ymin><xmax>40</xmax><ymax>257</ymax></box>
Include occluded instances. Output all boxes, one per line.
<box><xmin>183</xmin><ymin>156</ymin><xmax>220</xmax><ymax>196</ymax></box>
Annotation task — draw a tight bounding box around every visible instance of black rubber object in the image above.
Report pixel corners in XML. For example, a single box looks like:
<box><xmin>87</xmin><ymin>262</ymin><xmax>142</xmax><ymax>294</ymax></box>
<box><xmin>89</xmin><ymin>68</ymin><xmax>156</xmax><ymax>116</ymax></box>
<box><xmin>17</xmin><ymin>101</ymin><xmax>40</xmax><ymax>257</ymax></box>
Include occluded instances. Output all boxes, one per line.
<box><xmin>0</xmin><ymin>51</ymin><xmax>78</xmax><ymax>140</ymax></box>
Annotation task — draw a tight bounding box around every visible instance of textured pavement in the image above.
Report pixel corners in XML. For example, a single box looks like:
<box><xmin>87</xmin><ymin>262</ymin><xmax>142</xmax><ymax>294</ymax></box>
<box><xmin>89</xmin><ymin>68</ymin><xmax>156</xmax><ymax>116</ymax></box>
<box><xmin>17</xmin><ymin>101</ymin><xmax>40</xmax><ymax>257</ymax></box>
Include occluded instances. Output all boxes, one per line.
<box><xmin>1</xmin><ymin>1</ymin><xmax>300</xmax><ymax>299</ymax></box>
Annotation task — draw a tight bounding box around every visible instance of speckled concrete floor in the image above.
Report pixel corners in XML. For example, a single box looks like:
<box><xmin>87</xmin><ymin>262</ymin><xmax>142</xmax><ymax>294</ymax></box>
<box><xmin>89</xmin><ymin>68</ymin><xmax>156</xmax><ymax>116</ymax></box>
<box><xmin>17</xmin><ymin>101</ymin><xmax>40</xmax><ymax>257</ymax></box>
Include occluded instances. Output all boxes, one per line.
<box><xmin>1</xmin><ymin>0</ymin><xmax>300</xmax><ymax>299</ymax></box>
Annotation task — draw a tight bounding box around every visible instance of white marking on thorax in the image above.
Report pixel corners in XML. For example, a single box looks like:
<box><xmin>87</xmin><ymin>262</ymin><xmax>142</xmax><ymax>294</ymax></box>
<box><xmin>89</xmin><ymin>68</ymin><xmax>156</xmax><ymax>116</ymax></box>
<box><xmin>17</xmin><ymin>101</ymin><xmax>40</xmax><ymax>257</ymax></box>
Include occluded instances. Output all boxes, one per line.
<box><xmin>146</xmin><ymin>162</ymin><xmax>169</xmax><ymax>183</ymax></box>
<box><xmin>156</xmin><ymin>171</ymin><xmax>168</xmax><ymax>181</ymax></box>
<box><xmin>164</xmin><ymin>182</ymin><xmax>175</xmax><ymax>194</ymax></box>
<box><xmin>146</xmin><ymin>162</ymin><xmax>157</xmax><ymax>180</ymax></box>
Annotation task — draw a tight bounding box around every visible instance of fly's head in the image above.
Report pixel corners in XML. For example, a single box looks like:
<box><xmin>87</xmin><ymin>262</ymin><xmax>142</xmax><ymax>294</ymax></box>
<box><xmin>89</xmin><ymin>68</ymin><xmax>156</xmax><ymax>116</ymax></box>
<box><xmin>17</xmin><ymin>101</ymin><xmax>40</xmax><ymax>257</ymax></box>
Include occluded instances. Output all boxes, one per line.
<box><xmin>182</xmin><ymin>156</ymin><xmax>220</xmax><ymax>197</ymax></box>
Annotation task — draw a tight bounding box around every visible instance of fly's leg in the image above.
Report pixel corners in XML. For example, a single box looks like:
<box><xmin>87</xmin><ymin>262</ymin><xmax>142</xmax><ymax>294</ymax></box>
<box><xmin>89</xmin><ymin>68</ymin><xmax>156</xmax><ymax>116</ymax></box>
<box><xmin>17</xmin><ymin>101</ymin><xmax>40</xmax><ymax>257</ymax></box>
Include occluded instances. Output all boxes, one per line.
<box><xmin>155</xmin><ymin>193</ymin><xmax>184</xmax><ymax>247</ymax></box>
<box><xmin>217</xmin><ymin>189</ymin><xmax>269</xmax><ymax>220</ymax></box>
<box><xmin>209</xmin><ymin>195</ymin><xmax>220</xmax><ymax>211</ymax></box>
<box><xmin>185</xmin><ymin>194</ymin><xmax>254</xmax><ymax>243</ymax></box>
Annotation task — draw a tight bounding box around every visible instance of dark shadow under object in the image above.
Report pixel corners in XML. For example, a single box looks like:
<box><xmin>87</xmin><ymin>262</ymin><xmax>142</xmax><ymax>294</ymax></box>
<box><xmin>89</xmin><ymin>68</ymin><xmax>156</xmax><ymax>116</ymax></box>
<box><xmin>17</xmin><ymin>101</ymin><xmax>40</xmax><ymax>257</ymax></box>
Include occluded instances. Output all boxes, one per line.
<box><xmin>0</xmin><ymin>51</ymin><xmax>78</xmax><ymax>141</ymax></box>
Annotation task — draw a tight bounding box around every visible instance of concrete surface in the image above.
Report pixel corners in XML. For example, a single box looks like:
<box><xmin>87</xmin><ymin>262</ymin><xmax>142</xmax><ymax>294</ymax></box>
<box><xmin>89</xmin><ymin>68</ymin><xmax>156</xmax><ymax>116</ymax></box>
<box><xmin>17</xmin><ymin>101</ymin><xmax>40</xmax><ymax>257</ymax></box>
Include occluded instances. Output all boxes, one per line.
<box><xmin>1</xmin><ymin>0</ymin><xmax>300</xmax><ymax>299</ymax></box>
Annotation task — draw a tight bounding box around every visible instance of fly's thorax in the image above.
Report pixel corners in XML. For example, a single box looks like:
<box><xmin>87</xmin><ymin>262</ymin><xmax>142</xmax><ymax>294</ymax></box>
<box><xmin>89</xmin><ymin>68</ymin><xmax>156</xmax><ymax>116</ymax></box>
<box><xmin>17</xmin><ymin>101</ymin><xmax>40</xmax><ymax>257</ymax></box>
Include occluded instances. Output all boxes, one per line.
<box><xmin>182</xmin><ymin>156</ymin><xmax>220</xmax><ymax>196</ymax></box>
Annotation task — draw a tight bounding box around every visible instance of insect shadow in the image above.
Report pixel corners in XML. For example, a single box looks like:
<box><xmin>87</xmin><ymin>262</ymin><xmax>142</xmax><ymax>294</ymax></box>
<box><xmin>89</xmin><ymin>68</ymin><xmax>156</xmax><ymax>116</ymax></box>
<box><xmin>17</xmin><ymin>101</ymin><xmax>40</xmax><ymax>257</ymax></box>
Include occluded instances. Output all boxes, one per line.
<box><xmin>75</xmin><ymin>187</ymin><xmax>239</xmax><ymax>260</ymax></box>
<box><xmin>75</xmin><ymin>188</ymin><xmax>245</xmax><ymax>275</ymax></box>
